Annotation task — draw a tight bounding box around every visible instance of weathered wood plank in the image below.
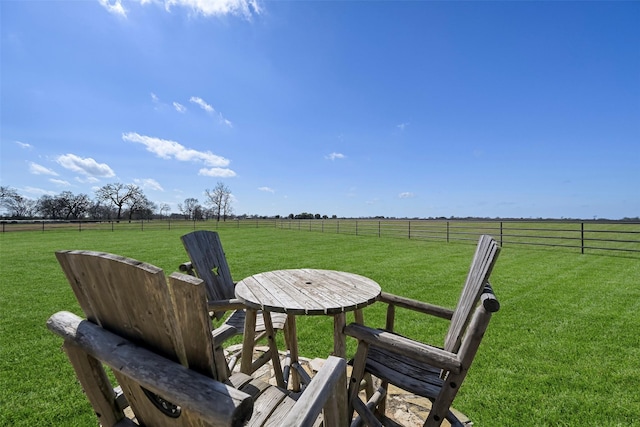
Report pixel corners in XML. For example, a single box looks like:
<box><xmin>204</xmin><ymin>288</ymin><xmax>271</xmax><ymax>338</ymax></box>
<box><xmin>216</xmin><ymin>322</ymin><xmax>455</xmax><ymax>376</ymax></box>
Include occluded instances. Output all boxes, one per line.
<box><xmin>235</xmin><ymin>269</ymin><xmax>381</xmax><ymax>316</ymax></box>
<box><xmin>379</xmin><ymin>292</ymin><xmax>455</xmax><ymax>321</ymax></box>
<box><xmin>181</xmin><ymin>230</ymin><xmax>235</xmax><ymax>305</ymax></box>
<box><xmin>168</xmin><ymin>272</ymin><xmax>218</xmax><ymax>379</ymax></box>
<box><xmin>444</xmin><ymin>235</ymin><xmax>500</xmax><ymax>353</ymax></box>
<box><xmin>48</xmin><ymin>311</ymin><xmax>253</xmax><ymax>426</ymax></box>
<box><xmin>281</xmin><ymin>356</ymin><xmax>348</xmax><ymax>427</ymax></box>
<box><xmin>344</xmin><ymin>323</ymin><xmax>461</xmax><ymax>373</ymax></box>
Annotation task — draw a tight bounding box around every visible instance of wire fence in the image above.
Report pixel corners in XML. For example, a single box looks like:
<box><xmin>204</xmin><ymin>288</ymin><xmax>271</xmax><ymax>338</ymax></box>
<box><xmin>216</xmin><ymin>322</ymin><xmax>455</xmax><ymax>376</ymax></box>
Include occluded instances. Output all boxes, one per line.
<box><xmin>2</xmin><ymin>218</ymin><xmax>639</xmax><ymax>255</ymax></box>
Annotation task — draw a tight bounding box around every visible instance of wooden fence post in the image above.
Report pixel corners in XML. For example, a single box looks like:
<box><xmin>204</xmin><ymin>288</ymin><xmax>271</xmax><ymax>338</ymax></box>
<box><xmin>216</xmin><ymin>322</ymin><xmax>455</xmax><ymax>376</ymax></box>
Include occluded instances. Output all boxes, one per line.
<box><xmin>446</xmin><ymin>221</ymin><xmax>450</xmax><ymax>243</ymax></box>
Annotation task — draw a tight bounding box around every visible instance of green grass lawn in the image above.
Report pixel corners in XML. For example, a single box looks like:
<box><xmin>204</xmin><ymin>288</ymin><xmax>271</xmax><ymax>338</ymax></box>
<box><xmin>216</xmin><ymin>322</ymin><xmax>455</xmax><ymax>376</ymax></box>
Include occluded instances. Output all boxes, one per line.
<box><xmin>1</xmin><ymin>228</ymin><xmax>638</xmax><ymax>426</ymax></box>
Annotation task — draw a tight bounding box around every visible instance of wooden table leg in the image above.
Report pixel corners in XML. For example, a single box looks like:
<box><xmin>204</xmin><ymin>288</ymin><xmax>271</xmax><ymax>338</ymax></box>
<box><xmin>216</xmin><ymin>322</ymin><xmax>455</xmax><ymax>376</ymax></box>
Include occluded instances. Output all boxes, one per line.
<box><xmin>333</xmin><ymin>312</ymin><xmax>347</xmax><ymax>359</ymax></box>
<box><xmin>262</xmin><ymin>311</ymin><xmax>286</xmax><ymax>389</ymax></box>
<box><xmin>240</xmin><ymin>308</ymin><xmax>257</xmax><ymax>375</ymax></box>
<box><xmin>285</xmin><ymin>314</ymin><xmax>300</xmax><ymax>391</ymax></box>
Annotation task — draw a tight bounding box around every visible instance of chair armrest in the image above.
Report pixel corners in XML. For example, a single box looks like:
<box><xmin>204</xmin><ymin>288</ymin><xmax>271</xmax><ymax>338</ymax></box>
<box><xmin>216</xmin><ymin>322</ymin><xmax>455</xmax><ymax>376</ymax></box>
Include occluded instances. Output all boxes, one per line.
<box><xmin>48</xmin><ymin>311</ymin><xmax>253</xmax><ymax>426</ymax></box>
<box><xmin>379</xmin><ymin>292</ymin><xmax>454</xmax><ymax>320</ymax></box>
<box><xmin>344</xmin><ymin>323</ymin><xmax>462</xmax><ymax>374</ymax></box>
<box><xmin>211</xmin><ymin>324</ymin><xmax>238</xmax><ymax>347</ymax></box>
<box><xmin>281</xmin><ymin>356</ymin><xmax>348</xmax><ymax>427</ymax></box>
<box><xmin>208</xmin><ymin>298</ymin><xmax>247</xmax><ymax>312</ymax></box>
<box><xmin>179</xmin><ymin>262</ymin><xmax>194</xmax><ymax>275</ymax></box>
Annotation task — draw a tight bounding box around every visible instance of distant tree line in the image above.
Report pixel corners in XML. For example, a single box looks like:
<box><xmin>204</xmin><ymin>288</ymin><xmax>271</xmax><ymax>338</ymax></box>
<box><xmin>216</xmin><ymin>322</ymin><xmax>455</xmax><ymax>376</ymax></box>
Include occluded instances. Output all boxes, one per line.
<box><xmin>0</xmin><ymin>182</ymin><xmax>233</xmax><ymax>222</ymax></box>
<box><xmin>287</xmin><ymin>212</ymin><xmax>337</xmax><ymax>220</ymax></box>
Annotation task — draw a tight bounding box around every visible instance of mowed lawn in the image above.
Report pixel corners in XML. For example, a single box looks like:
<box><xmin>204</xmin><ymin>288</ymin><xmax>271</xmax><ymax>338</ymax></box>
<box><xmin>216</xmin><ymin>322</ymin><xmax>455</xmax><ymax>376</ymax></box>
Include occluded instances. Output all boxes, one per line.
<box><xmin>1</xmin><ymin>227</ymin><xmax>638</xmax><ymax>426</ymax></box>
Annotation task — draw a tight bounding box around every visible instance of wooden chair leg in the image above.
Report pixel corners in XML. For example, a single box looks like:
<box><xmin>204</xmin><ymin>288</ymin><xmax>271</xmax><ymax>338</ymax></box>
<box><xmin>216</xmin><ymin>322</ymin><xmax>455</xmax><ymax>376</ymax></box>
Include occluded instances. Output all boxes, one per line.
<box><xmin>63</xmin><ymin>342</ymin><xmax>125</xmax><ymax>426</ymax></box>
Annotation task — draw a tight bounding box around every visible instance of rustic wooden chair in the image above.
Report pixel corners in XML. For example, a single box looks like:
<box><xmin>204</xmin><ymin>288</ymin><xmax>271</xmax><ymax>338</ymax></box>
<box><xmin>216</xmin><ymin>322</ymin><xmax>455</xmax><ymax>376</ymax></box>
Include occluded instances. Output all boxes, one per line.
<box><xmin>48</xmin><ymin>250</ymin><xmax>348</xmax><ymax>427</ymax></box>
<box><xmin>345</xmin><ymin>234</ymin><xmax>501</xmax><ymax>427</ymax></box>
<box><xmin>179</xmin><ymin>230</ymin><xmax>289</xmax><ymax>372</ymax></box>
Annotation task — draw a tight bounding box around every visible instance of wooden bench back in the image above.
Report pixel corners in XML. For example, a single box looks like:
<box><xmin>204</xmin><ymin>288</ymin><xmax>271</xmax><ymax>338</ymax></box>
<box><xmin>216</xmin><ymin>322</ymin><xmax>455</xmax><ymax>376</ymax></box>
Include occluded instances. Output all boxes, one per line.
<box><xmin>443</xmin><ymin>235</ymin><xmax>501</xmax><ymax>353</ymax></box>
<box><xmin>55</xmin><ymin>250</ymin><xmax>226</xmax><ymax>426</ymax></box>
<box><xmin>181</xmin><ymin>231</ymin><xmax>236</xmax><ymax>318</ymax></box>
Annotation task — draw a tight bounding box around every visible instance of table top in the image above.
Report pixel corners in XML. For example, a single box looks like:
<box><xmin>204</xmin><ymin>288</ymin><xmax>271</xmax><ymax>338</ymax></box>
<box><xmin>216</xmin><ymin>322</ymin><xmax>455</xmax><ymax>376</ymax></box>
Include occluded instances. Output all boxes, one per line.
<box><xmin>235</xmin><ymin>269</ymin><xmax>381</xmax><ymax>315</ymax></box>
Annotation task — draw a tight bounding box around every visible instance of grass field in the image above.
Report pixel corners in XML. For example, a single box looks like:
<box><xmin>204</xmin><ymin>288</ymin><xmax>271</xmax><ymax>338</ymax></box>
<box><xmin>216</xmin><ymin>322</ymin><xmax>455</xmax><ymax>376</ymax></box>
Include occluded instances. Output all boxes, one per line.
<box><xmin>1</xmin><ymin>227</ymin><xmax>639</xmax><ymax>426</ymax></box>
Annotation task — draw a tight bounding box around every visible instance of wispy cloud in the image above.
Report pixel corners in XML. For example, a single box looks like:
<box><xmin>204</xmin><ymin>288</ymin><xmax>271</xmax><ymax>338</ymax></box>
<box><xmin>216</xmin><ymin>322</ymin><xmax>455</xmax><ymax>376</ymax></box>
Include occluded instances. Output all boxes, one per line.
<box><xmin>76</xmin><ymin>176</ymin><xmax>100</xmax><ymax>184</ymax></box>
<box><xmin>50</xmin><ymin>179</ymin><xmax>71</xmax><ymax>186</ymax></box>
<box><xmin>163</xmin><ymin>0</ymin><xmax>261</xmax><ymax>20</ymax></box>
<box><xmin>124</xmin><ymin>132</ymin><xmax>236</xmax><ymax>178</ymax></box>
<box><xmin>398</xmin><ymin>192</ymin><xmax>415</xmax><ymax>199</ymax></box>
<box><xmin>258</xmin><ymin>186</ymin><xmax>275</xmax><ymax>193</ymax></box>
<box><xmin>134</xmin><ymin>178</ymin><xmax>164</xmax><ymax>191</ymax></box>
<box><xmin>15</xmin><ymin>141</ymin><xmax>32</xmax><ymax>149</ymax></box>
<box><xmin>29</xmin><ymin>162</ymin><xmax>58</xmax><ymax>176</ymax></box>
<box><xmin>190</xmin><ymin>96</ymin><xmax>233</xmax><ymax>127</ymax></box>
<box><xmin>326</xmin><ymin>152</ymin><xmax>345</xmax><ymax>161</ymax></box>
<box><xmin>57</xmin><ymin>154</ymin><xmax>115</xmax><ymax>178</ymax></box>
<box><xmin>199</xmin><ymin>168</ymin><xmax>237</xmax><ymax>177</ymax></box>
<box><xmin>101</xmin><ymin>0</ymin><xmax>262</xmax><ymax>20</ymax></box>
<box><xmin>397</xmin><ymin>122</ymin><xmax>409</xmax><ymax>131</ymax></box>
<box><xmin>173</xmin><ymin>102</ymin><xmax>186</xmax><ymax>113</ymax></box>
<box><xmin>190</xmin><ymin>96</ymin><xmax>214</xmax><ymax>113</ymax></box>
<box><xmin>98</xmin><ymin>0</ymin><xmax>127</xmax><ymax>17</ymax></box>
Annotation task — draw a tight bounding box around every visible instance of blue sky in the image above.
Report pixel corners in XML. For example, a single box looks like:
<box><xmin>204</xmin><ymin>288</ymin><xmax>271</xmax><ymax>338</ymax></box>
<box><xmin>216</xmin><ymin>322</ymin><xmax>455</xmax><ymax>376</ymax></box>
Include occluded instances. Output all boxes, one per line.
<box><xmin>2</xmin><ymin>0</ymin><xmax>638</xmax><ymax>219</ymax></box>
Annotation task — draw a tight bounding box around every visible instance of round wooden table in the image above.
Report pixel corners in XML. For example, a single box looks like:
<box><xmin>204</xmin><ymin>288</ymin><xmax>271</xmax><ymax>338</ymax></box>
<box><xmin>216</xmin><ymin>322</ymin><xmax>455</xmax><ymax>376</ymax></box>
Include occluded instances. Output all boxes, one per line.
<box><xmin>235</xmin><ymin>269</ymin><xmax>381</xmax><ymax>390</ymax></box>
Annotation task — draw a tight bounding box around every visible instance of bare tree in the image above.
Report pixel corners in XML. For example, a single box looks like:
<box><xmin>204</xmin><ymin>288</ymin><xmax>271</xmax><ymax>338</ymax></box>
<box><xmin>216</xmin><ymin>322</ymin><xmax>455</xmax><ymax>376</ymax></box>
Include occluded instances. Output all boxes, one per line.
<box><xmin>95</xmin><ymin>183</ymin><xmax>142</xmax><ymax>221</ymax></box>
<box><xmin>179</xmin><ymin>198</ymin><xmax>200</xmax><ymax>220</ymax></box>
<box><xmin>125</xmin><ymin>192</ymin><xmax>153</xmax><ymax>221</ymax></box>
<box><xmin>88</xmin><ymin>202</ymin><xmax>113</xmax><ymax>220</ymax></box>
<box><xmin>159</xmin><ymin>203</ymin><xmax>171</xmax><ymax>219</ymax></box>
<box><xmin>0</xmin><ymin>186</ymin><xmax>36</xmax><ymax>218</ymax></box>
<box><xmin>57</xmin><ymin>191</ymin><xmax>91</xmax><ymax>219</ymax></box>
<box><xmin>204</xmin><ymin>182</ymin><xmax>232</xmax><ymax>222</ymax></box>
<box><xmin>36</xmin><ymin>195</ymin><xmax>64</xmax><ymax>219</ymax></box>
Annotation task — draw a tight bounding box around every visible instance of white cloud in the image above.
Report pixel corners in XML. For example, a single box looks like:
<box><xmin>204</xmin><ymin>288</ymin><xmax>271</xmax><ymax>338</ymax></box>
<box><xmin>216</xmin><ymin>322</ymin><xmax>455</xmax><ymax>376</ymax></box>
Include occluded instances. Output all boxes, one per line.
<box><xmin>50</xmin><ymin>179</ymin><xmax>71</xmax><ymax>186</ymax></box>
<box><xmin>151</xmin><ymin>92</ymin><xmax>160</xmax><ymax>103</ymax></box>
<box><xmin>29</xmin><ymin>162</ymin><xmax>58</xmax><ymax>176</ymax></box>
<box><xmin>57</xmin><ymin>154</ymin><xmax>115</xmax><ymax>177</ymax></box>
<box><xmin>98</xmin><ymin>0</ymin><xmax>127</xmax><ymax>17</ymax></box>
<box><xmin>123</xmin><ymin>132</ymin><xmax>230</xmax><ymax>167</ymax></box>
<box><xmin>398</xmin><ymin>192</ymin><xmax>415</xmax><ymax>199</ymax></box>
<box><xmin>326</xmin><ymin>152</ymin><xmax>345</xmax><ymax>161</ymax></box>
<box><xmin>76</xmin><ymin>176</ymin><xmax>100</xmax><ymax>184</ymax></box>
<box><xmin>15</xmin><ymin>141</ymin><xmax>32</xmax><ymax>149</ymax></box>
<box><xmin>397</xmin><ymin>122</ymin><xmax>409</xmax><ymax>131</ymax></box>
<box><xmin>258</xmin><ymin>186</ymin><xmax>275</xmax><ymax>193</ymax></box>
<box><xmin>199</xmin><ymin>167</ymin><xmax>237</xmax><ymax>177</ymax></box>
<box><xmin>164</xmin><ymin>0</ymin><xmax>261</xmax><ymax>19</ymax></box>
<box><xmin>190</xmin><ymin>96</ymin><xmax>214</xmax><ymax>113</ymax></box>
<box><xmin>135</xmin><ymin>178</ymin><xmax>164</xmax><ymax>191</ymax></box>
<box><xmin>190</xmin><ymin>96</ymin><xmax>233</xmax><ymax>127</ymax></box>
<box><xmin>100</xmin><ymin>0</ymin><xmax>262</xmax><ymax>19</ymax></box>
<box><xmin>173</xmin><ymin>102</ymin><xmax>187</xmax><ymax>113</ymax></box>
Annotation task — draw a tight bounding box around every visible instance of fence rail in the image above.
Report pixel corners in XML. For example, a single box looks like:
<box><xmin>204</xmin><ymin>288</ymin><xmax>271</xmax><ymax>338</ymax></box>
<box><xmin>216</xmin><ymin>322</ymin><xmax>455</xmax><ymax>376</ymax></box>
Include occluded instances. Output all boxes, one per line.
<box><xmin>2</xmin><ymin>218</ymin><xmax>639</xmax><ymax>255</ymax></box>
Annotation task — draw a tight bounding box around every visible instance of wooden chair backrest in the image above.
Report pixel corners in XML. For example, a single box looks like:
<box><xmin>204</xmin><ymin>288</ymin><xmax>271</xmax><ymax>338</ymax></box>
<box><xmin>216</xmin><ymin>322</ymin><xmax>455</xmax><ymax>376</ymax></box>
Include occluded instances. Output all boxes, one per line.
<box><xmin>55</xmin><ymin>250</ymin><xmax>224</xmax><ymax>426</ymax></box>
<box><xmin>443</xmin><ymin>235</ymin><xmax>501</xmax><ymax>353</ymax></box>
<box><xmin>181</xmin><ymin>231</ymin><xmax>236</xmax><ymax>314</ymax></box>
